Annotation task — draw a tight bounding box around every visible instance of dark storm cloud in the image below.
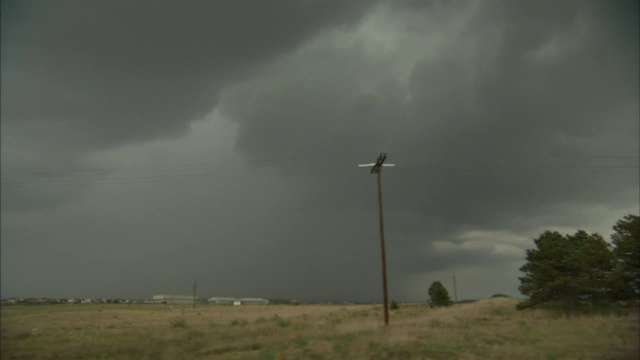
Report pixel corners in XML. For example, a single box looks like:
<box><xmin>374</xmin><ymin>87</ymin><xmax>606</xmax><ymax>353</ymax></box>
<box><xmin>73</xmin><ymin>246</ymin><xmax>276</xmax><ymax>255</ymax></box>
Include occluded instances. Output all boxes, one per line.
<box><xmin>221</xmin><ymin>0</ymin><xmax>639</xmax><ymax>284</ymax></box>
<box><xmin>1</xmin><ymin>0</ymin><xmax>374</xmax><ymax>144</ymax></box>
<box><xmin>1</xmin><ymin>0</ymin><xmax>637</xmax><ymax>302</ymax></box>
<box><xmin>1</xmin><ymin>0</ymin><xmax>376</xmax><ymax>211</ymax></box>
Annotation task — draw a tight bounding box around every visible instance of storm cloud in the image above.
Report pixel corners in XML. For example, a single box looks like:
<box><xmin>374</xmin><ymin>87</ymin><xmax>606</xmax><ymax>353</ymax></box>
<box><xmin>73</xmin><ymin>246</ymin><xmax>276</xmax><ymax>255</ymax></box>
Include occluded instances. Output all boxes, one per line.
<box><xmin>1</xmin><ymin>0</ymin><xmax>638</xmax><ymax>302</ymax></box>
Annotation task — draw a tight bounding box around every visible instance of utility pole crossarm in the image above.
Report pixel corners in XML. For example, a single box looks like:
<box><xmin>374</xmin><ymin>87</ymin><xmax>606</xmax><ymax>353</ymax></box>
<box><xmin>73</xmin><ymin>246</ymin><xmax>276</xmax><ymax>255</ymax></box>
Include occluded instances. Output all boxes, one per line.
<box><xmin>357</xmin><ymin>153</ymin><xmax>396</xmax><ymax>173</ymax></box>
<box><xmin>358</xmin><ymin>164</ymin><xmax>396</xmax><ymax>168</ymax></box>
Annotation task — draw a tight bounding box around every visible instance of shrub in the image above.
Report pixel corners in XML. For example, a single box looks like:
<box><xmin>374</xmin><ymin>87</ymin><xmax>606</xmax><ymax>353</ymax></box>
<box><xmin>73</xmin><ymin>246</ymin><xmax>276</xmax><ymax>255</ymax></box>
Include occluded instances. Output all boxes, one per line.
<box><xmin>390</xmin><ymin>300</ymin><xmax>399</xmax><ymax>310</ymax></box>
<box><xmin>428</xmin><ymin>281</ymin><xmax>453</xmax><ymax>307</ymax></box>
<box><xmin>274</xmin><ymin>315</ymin><xmax>291</xmax><ymax>328</ymax></box>
<box><xmin>230</xmin><ymin>319</ymin><xmax>248</xmax><ymax>326</ymax></box>
<box><xmin>491</xmin><ymin>294</ymin><xmax>510</xmax><ymax>298</ymax></box>
<box><xmin>169</xmin><ymin>318</ymin><xmax>187</xmax><ymax>328</ymax></box>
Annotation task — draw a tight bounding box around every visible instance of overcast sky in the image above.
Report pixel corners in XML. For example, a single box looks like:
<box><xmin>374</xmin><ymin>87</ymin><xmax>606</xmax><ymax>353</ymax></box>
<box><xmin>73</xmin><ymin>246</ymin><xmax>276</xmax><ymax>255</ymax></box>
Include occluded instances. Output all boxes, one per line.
<box><xmin>1</xmin><ymin>0</ymin><xmax>638</xmax><ymax>303</ymax></box>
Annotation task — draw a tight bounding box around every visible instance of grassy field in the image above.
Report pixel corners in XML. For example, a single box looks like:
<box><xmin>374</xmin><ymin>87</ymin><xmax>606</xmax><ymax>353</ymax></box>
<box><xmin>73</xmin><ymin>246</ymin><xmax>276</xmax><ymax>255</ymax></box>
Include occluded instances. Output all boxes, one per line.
<box><xmin>1</xmin><ymin>297</ymin><xmax>638</xmax><ymax>359</ymax></box>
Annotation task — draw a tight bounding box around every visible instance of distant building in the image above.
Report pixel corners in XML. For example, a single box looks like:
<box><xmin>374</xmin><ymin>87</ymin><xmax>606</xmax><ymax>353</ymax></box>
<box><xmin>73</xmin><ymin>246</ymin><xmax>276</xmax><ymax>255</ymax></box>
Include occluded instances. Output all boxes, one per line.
<box><xmin>240</xmin><ymin>298</ymin><xmax>269</xmax><ymax>305</ymax></box>
<box><xmin>208</xmin><ymin>297</ymin><xmax>236</xmax><ymax>305</ymax></box>
<box><xmin>207</xmin><ymin>297</ymin><xmax>269</xmax><ymax>305</ymax></box>
<box><xmin>152</xmin><ymin>295</ymin><xmax>198</xmax><ymax>305</ymax></box>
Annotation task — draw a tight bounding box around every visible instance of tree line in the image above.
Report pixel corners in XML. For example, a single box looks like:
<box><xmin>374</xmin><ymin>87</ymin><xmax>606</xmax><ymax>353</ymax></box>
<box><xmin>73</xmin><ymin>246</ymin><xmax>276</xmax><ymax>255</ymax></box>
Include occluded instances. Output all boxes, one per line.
<box><xmin>425</xmin><ymin>214</ymin><xmax>638</xmax><ymax>310</ymax></box>
<box><xmin>518</xmin><ymin>214</ymin><xmax>639</xmax><ymax>310</ymax></box>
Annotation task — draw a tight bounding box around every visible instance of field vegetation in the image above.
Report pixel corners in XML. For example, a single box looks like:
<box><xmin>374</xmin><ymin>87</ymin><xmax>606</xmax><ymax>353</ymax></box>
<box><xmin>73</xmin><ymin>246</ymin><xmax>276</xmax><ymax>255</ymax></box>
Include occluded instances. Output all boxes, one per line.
<box><xmin>2</xmin><ymin>297</ymin><xmax>638</xmax><ymax>359</ymax></box>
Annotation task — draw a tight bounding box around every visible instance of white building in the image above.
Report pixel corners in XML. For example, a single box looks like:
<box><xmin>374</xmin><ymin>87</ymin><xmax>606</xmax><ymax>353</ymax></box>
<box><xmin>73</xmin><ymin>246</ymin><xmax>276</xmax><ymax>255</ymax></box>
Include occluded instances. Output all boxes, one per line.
<box><xmin>240</xmin><ymin>298</ymin><xmax>269</xmax><ymax>305</ymax></box>
<box><xmin>152</xmin><ymin>295</ymin><xmax>198</xmax><ymax>305</ymax></box>
<box><xmin>207</xmin><ymin>297</ymin><xmax>269</xmax><ymax>305</ymax></box>
<box><xmin>208</xmin><ymin>297</ymin><xmax>236</xmax><ymax>305</ymax></box>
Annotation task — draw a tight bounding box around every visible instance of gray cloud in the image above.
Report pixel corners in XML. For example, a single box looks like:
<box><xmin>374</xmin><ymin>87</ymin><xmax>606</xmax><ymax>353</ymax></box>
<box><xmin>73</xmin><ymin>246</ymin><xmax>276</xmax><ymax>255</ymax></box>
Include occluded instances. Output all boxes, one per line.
<box><xmin>1</xmin><ymin>0</ymin><xmax>376</xmax><ymax>211</ymax></box>
<box><xmin>2</xmin><ymin>0</ymin><xmax>374</xmax><ymax>142</ymax></box>
<box><xmin>224</xmin><ymin>0</ymin><xmax>638</xmax><ymax>212</ymax></box>
<box><xmin>220</xmin><ymin>0</ymin><xmax>638</xmax><ymax>298</ymax></box>
<box><xmin>1</xmin><ymin>0</ymin><xmax>637</xmax><ymax>302</ymax></box>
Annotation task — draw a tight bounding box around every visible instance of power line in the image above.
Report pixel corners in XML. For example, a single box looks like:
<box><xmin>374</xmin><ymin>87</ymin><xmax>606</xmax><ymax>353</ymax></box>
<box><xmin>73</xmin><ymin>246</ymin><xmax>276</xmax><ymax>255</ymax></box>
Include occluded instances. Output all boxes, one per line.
<box><xmin>0</xmin><ymin>166</ymin><xmax>358</xmax><ymax>189</ymax></box>
<box><xmin>1</xmin><ymin>154</ymin><xmax>637</xmax><ymax>189</ymax></box>
<box><xmin>2</xmin><ymin>152</ymin><xmax>636</xmax><ymax>177</ymax></box>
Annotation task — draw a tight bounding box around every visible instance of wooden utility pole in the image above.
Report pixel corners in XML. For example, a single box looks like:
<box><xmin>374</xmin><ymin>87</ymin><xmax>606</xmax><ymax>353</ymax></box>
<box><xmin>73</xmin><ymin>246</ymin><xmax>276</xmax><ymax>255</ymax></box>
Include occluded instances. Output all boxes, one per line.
<box><xmin>453</xmin><ymin>273</ymin><xmax>458</xmax><ymax>303</ymax></box>
<box><xmin>193</xmin><ymin>279</ymin><xmax>197</xmax><ymax>309</ymax></box>
<box><xmin>358</xmin><ymin>153</ymin><xmax>395</xmax><ymax>325</ymax></box>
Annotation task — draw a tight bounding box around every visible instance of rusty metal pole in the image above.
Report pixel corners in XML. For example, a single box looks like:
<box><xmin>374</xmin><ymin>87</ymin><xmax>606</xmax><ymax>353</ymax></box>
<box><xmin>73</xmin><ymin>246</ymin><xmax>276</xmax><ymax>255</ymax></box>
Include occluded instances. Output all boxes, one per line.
<box><xmin>377</xmin><ymin>168</ymin><xmax>390</xmax><ymax>326</ymax></box>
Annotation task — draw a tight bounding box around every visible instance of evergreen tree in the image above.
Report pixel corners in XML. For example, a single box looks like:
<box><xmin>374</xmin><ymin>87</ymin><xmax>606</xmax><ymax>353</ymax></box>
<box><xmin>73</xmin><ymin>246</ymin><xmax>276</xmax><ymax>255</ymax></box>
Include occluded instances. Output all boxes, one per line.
<box><xmin>571</xmin><ymin>231</ymin><xmax>614</xmax><ymax>304</ymax></box>
<box><xmin>428</xmin><ymin>281</ymin><xmax>453</xmax><ymax>307</ymax></box>
<box><xmin>518</xmin><ymin>230</ymin><xmax>613</xmax><ymax>308</ymax></box>
<box><xmin>610</xmin><ymin>214</ymin><xmax>640</xmax><ymax>300</ymax></box>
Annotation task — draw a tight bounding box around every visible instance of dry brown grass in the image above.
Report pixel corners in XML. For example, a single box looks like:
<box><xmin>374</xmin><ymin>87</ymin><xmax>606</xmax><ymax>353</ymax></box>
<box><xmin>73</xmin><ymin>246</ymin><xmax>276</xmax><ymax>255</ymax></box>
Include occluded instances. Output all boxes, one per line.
<box><xmin>1</xmin><ymin>298</ymin><xmax>638</xmax><ymax>359</ymax></box>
